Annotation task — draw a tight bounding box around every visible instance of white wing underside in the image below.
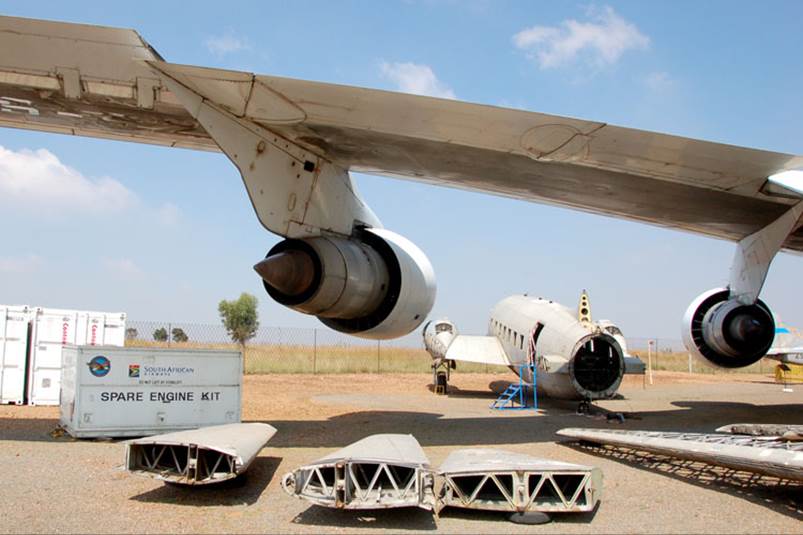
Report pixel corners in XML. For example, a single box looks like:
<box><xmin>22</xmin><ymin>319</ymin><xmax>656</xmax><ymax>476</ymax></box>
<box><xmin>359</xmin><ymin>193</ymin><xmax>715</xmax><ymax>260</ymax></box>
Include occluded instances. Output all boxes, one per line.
<box><xmin>1</xmin><ymin>16</ymin><xmax>803</xmax><ymax>249</ymax></box>
<box><xmin>445</xmin><ymin>336</ymin><xmax>511</xmax><ymax>366</ymax></box>
<box><xmin>767</xmin><ymin>347</ymin><xmax>803</xmax><ymax>355</ymax></box>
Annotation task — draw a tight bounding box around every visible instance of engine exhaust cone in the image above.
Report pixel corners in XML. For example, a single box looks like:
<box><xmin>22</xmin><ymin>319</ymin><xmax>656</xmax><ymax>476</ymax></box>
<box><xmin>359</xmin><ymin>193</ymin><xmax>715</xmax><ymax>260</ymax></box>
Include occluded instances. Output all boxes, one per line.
<box><xmin>254</xmin><ymin>250</ymin><xmax>315</xmax><ymax>296</ymax></box>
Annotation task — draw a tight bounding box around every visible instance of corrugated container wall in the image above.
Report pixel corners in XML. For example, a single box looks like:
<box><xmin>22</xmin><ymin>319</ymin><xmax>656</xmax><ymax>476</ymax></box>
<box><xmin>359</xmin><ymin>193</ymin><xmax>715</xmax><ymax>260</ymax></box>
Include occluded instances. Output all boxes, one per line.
<box><xmin>28</xmin><ymin>308</ymin><xmax>126</xmax><ymax>405</ymax></box>
<box><xmin>0</xmin><ymin>305</ymin><xmax>33</xmax><ymax>404</ymax></box>
<box><xmin>60</xmin><ymin>346</ymin><xmax>242</xmax><ymax>438</ymax></box>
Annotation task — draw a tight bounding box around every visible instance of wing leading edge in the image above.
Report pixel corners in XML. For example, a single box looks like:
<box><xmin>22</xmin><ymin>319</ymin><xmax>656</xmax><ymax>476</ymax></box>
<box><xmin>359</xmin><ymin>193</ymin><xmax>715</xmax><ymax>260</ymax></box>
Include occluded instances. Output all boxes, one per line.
<box><xmin>1</xmin><ymin>15</ymin><xmax>802</xmax><ymax>249</ymax></box>
<box><xmin>444</xmin><ymin>336</ymin><xmax>510</xmax><ymax>366</ymax></box>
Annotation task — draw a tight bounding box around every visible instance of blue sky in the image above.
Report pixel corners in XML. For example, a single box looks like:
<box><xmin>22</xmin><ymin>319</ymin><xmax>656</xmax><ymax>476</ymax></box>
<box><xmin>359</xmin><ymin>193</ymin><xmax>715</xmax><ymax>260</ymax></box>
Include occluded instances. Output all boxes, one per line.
<box><xmin>1</xmin><ymin>1</ymin><xmax>801</xmax><ymax>342</ymax></box>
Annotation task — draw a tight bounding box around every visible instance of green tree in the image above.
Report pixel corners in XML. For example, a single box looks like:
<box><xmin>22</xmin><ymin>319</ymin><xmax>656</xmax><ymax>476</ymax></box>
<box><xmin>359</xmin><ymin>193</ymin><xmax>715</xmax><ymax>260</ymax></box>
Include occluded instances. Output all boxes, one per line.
<box><xmin>153</xmin><ymin>327</ymin><xmax>168</xmax><ymax>342</ymax></box>
<box><xmin>218</xmin><ymin>293</ymin><xmax>259</xmax><ymax>347</ymax></box>
<box><xmin>171</xmin><ymin>327</ymin><xmax>189</xmax><ymax>343</ymax></box>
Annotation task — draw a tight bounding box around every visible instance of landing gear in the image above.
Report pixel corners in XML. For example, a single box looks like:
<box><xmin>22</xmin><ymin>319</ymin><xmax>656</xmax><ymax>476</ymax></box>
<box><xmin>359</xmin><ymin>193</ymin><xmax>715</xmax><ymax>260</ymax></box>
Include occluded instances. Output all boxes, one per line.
<box><xmin>576</xmin><ymin>399</ymin><xmax>592</xmax><ymax>415</ymax></box>
<box><xmin>435</xmin><ymin>371</ymin><xmax>448</xmax><ymax>395</ymax></box>
<box><xmin>432</xmin><ymin>359</ymin><xmax>453</xmax><ymax>395</ymax></box>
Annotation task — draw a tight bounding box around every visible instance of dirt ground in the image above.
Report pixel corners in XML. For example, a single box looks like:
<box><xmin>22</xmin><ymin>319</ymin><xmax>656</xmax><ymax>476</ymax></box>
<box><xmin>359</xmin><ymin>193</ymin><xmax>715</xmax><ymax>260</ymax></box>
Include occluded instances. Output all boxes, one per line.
<box><xmin>0</xmin><ymin>371</ymin><xmax>801</xmax><ymax>534</ymax></box>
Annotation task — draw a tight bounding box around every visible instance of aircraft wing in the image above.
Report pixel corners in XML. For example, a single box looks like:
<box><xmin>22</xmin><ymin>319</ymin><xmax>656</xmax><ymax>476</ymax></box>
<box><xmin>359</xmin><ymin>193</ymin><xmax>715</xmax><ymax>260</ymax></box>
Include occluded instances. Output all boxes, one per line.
<box><xmin>2</xmin><ymin>16</ymin><xmax>803</xmax><ymax>250</ymax></box>
<box><xmin>767</xmin><ymin>347</ymin><xmax>803</xmax><ymax>355</ymax></box>
<box><xmin>445</xmin><ymin>336</ymin><xmax>511</xmax><ymax>366</ymax></box>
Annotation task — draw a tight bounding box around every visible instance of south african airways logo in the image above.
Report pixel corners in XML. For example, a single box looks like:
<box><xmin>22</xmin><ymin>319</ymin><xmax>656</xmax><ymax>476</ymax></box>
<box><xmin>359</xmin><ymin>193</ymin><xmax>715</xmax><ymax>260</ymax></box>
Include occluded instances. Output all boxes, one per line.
<box><xmin>128</xmin><ymin>364</ymin><xmax>140</xmax><ymax>378</ymax></box>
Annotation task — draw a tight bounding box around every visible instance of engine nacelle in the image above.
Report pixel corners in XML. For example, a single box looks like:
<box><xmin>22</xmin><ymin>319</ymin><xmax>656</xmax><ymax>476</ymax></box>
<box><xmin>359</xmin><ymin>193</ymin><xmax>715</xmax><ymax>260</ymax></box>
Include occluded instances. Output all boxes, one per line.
<box><xmin>256</xmin><ymin>229</ymin><xmax>436</xmax><ymax>340</ymax></box>
<box><xmin>681</xmin><ymin>288</ymin><xmax>775</xmax><ymax>368</ymax></box>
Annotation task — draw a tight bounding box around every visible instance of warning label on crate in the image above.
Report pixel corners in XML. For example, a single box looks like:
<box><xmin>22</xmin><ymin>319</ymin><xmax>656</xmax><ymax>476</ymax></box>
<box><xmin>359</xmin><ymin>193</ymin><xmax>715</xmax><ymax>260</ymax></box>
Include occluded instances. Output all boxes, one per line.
<box><xmin>130</xmin><ymin>363</ymin><xmax>196</xmax><ymax>385</ymax></box>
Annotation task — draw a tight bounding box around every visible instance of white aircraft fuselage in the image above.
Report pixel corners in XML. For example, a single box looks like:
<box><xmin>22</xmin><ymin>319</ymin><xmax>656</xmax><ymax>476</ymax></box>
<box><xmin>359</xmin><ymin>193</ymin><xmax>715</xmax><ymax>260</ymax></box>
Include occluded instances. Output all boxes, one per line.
<box><xmin>425</xmin><ymin>294</ymin><xmax>644</xmax><ymax>401</ymax></box>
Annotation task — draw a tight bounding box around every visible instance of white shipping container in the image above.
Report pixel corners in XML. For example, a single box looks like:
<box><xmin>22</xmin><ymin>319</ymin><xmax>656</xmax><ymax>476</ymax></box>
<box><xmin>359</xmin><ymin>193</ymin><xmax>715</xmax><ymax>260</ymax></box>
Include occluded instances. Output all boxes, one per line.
<box><xmin>0</xmin><ymin>305</ymin><xmax>33</xmax><ymax>404</ymax></box>
<box><xmin>28</xmin><ymin>308</ymin><xmax>126</xmax><ymax>406</ymax></box>
<box><xmin>60</xmin><ymin>346</ymin><xmax>242</xmax><ymax>438</ymax></box>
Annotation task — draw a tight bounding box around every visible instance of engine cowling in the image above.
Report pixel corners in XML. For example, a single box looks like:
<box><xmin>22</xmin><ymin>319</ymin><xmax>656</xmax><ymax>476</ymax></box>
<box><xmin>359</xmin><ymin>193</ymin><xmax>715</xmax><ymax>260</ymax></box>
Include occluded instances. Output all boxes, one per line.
<box><xmin>681</xmin><ymin>288</ymin><xmax>775</xmax><ymax>368</ymax></box>
<box><xmin>256</xmin><ymin>229</ymin><xmax>436</xmax><ymax>340</ymax></box>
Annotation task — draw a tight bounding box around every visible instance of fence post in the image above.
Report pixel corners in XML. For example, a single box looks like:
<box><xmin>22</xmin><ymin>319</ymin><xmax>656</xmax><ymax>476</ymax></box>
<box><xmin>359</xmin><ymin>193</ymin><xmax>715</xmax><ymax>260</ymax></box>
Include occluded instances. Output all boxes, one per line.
<box><xmin>167</xmin><ymin>323</ymin><xmax>171</xmax><ymax>348</ymax></box>
<box><xmin>313</xmin><ymin>328</ymin><xmax>317</xmax><ymax>374</ymax></box>
<box><xmin>655</xmin><ymin>338</ymin><xmax>658</xmax><ymax>369</ymax></box>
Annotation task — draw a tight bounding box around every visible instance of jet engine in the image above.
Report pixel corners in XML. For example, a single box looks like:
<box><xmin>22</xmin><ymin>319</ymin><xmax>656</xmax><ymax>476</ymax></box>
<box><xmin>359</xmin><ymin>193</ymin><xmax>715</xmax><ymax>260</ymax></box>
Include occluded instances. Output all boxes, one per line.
<box><xmin>255</xmin><ymin>229</ymin><xmax>436</xmax><ymax>340</ymax></box>
<box><xmin>681</xmin><ymin>288</ymin><xmax>775</xmax><ymax>368</ymax></box>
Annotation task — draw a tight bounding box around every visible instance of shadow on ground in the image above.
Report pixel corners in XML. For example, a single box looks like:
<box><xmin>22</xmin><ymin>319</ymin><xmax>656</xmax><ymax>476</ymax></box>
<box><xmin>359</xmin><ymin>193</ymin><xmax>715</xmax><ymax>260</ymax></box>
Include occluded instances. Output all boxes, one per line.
<box><xmin>291</xmin><ymin>505</ymin><xmax>437</xmax><ymax>531</ymax></box>
<box><xmin>438</xmin><ymin>500</ymin><xmax>600</xmax><ymax>525</ymax></box>
<box><xmin>425</xmin><ymin>384</ymin><xmax>497</xmax><ymax>399</ymax></box>
<box><xmin>254</xmin><ymin>399</ymin><xmax>802</xmax><ymax>449</ymax></box>
<box><xmin>2</xmin><ymin>400</ymin><xmax>800</xmax><ymax>447</ymax></box>
<box><xmin>128</xmin><ymin>455</ymin><xmax>281</xmax><ymax>506</ymax></box>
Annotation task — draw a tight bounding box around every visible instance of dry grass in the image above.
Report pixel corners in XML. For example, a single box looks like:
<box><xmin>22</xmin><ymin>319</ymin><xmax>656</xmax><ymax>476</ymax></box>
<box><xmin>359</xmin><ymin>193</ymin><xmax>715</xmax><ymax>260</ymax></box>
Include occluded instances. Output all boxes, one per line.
<box><xmin>125</xmin><ymin>341</ymin><xmax>777</xmax><ymax>375</ymax></box>
<box><xmin>629</xmin><ymin>350</ymin><xmax>776</xmax><ymax>374</ymax></box>
<box><xmin>125</xmin><ymin>340</ymin><xmax>509</xmax><ymax>374</ymax></box>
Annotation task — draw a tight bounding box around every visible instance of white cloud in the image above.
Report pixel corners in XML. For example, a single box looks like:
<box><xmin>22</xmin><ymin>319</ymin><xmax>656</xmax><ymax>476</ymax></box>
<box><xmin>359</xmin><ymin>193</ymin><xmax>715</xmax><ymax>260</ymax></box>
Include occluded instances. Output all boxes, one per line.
<box><xmin>205</xmin><ymin>33</ymin><xmax>251</xmax><ymax>56</ymax></box>
<box><xmin>0</xmin><ymin>145</ymin><xmax>135</xmax><ymax>212</ymax></box>
<box><xmin>0</xmin><ymin>254</ymin><xmax>42</xmax><ymax>273</ymax></box>
<box><xmin>513</xmin><ymin>6</ymin><xmax>649</xmax><ymax>69</ymax></box>
<box><xmin>379</xmin><ymin>62</ymin><xmax>456</xmax><ymax>99</ymax></box>
<box><xmin>156</xmin><ymin>202</ymin><xmax>181</xmax><ymax>226</ymax></box>
<box><xmin>644</xmin><ymin>71</ymin><xmax>673</xmax><ymax>91</ymax></box>
<box><xmin>102</xmin><ymin>258</ymin><xmax>144</xmax><ymax>280</ymax></box>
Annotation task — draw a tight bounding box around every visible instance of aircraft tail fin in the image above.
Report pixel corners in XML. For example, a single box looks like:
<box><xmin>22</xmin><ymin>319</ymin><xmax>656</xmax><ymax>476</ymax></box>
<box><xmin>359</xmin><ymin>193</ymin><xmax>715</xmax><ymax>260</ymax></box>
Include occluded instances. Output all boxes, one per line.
<box><xmin>577</xmin><ymin>290</ymin><xmax>592</xmax><ymax>325</ymax></box>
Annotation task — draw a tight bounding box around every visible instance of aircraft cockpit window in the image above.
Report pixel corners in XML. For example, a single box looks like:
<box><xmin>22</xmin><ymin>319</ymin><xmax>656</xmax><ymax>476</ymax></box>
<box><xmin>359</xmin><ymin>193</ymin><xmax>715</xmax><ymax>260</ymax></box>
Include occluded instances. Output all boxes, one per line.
<box><xmin>605</xmin><ymin>326</ymin><xmax>623</xmax><ymax>336</ymax></box>
<box><xmin>435</xmin><ymin>323</ymin><xmax>452</xmax><ymax>334</ymax></box>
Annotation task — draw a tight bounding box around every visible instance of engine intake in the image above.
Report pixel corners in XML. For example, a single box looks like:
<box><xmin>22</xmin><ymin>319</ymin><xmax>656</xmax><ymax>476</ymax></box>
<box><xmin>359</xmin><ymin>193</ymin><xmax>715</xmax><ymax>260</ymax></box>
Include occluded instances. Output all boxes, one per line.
<box><xmin>568</xmin><ymin>334</ymin><xmax>624</xmax><ymax>399</ymax></box>
<box><xmin>682</xmin><ymin>288</ymin><xmax>775</xmax><ymax>368</ymax></box>
<box><xmin>256</xmin><ymin>229</ymin><xmax>435</xmax><ymax>340</ymax></box>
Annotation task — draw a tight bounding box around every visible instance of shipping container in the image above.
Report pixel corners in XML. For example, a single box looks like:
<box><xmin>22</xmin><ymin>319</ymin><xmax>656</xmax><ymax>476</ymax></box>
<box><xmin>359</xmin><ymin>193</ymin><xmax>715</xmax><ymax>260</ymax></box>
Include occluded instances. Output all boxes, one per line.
<box><xmin>0</xmin><ymin>305</ymin><xmax>33</xmax><ymax>404</ymax></box>
<box><xmin>28</xmin><ymin>308</ymin><xmax>126</xmax><ymax>405</ymax></box>
<box><xmin>60</xmin><ymin>346</ymin><xmax>242</xmax><ymax>438</ymax></box>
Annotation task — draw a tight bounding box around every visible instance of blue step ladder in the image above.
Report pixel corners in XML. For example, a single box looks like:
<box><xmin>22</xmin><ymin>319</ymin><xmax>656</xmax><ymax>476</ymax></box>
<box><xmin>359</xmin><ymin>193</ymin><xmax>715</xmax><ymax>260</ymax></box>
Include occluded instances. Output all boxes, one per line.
<box><xmin>490</xmin><ymin>364</ymin><xmax>538</xmax><ymax>410</ymax></box>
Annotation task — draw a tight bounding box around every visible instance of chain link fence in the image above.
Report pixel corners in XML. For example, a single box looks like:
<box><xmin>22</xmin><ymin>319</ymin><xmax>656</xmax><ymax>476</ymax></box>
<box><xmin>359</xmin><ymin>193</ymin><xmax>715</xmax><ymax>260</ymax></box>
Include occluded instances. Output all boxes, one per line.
<box><xmin>626</xmin><ymin>336</ymin><xmax>773</xmax><ymax>375</ymax></box>
<box><xmin>123</xmin><ymin>320</ymin><xmax>773</xmax><ymax>375</ymax></box>
<box><xmin>123</xmin><ymin>320</ymin><xmax>461</xmax><ymax>374</ymax></box>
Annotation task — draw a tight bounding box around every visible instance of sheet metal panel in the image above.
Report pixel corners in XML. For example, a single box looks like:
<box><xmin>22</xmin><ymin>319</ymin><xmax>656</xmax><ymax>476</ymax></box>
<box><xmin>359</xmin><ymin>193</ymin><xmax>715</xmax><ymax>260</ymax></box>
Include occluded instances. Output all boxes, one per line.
<box><xmin>557</xmin><ymin>428</ymin><xmax>803</xmax><ymax>482</ymax></box>
<box><xmin>0</xmin><ymin>305</ymin><xmax>32</xmax><ymax>404</ymax></box>
<box><xmin>27</xmin><ymin>308</ymin><xmax>126</xmax><ymax>405</ymax></box>
<box><xmin>437</xmin><ymin>448</ymin><xmax>602</xmax><ymax>513</ymax></box>
<box><xmin>126</xmin><ymin>423</ymin><xmax>276</xmax><ymax>485</ymax></box>
<box><xmin>28</xmin><ymin>308</ymin><xmax>79</xmax><ymax>405</ymax></box>
<box><xmin>60</xmin><ymin>346</ymin><xmax>242</xmax><ymax>438</ymax></box>
<box><xmin>282</xmin><ymin>434</ymin><xmax>435</xmax><ymax>509</ymax></box>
